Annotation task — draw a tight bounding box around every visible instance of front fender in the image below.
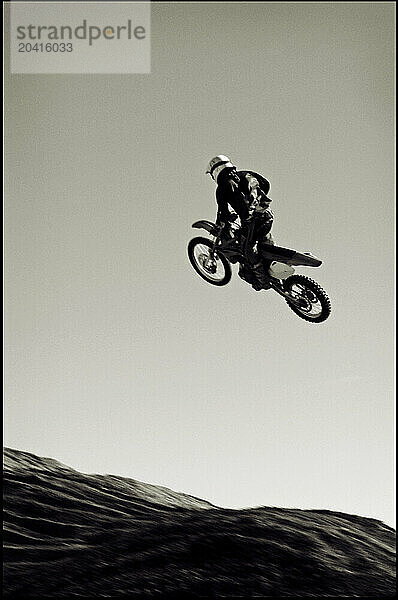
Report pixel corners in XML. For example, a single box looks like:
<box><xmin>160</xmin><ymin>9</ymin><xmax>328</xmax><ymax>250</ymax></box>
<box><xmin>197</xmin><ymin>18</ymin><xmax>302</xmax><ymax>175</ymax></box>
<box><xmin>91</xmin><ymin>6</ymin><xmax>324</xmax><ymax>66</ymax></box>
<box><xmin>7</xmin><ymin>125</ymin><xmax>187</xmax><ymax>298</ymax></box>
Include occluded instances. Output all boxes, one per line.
<box><xmin>192</xmin><ymin>220</ymin><xmax>218</xmax><ymax>235</ymax></box>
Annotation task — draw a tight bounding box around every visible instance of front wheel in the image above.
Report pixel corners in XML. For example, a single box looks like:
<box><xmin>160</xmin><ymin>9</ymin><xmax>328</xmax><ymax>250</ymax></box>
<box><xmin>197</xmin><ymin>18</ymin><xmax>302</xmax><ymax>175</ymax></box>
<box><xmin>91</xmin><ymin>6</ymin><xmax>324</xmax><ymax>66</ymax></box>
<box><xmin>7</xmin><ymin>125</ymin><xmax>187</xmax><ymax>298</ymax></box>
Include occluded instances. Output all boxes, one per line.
<box><xmin>188</xmin><ymin>237</ymin><xmax>232</xmax><ymax>286</ymax></box>
<box><xmin>284</xmin><ymin>275</ymin><xmax>331</xmax><ymax>323</ymax></box>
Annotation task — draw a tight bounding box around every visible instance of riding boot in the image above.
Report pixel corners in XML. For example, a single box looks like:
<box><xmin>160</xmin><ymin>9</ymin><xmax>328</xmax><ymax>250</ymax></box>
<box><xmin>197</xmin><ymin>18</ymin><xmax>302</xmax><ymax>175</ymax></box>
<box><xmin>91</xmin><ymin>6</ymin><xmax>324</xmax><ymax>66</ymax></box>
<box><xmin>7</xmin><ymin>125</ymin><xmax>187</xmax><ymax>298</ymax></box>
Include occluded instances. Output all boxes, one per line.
<box><xmin>251</xmin><ymin>259</ymin><xmax>270</xmax><ymax>290</ymax></box>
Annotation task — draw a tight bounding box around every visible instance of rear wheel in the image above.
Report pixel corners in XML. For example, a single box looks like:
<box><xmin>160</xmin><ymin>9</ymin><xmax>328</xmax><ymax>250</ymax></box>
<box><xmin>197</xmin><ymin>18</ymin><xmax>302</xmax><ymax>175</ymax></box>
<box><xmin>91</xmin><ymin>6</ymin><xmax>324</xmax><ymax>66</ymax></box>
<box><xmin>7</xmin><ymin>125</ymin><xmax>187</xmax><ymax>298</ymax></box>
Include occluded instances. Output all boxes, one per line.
<box><xmin>188</xmin><ymin>237</ymin><xmax>232</xmax><ymax>286</ymax></box>
<box><xmin>284</xmin><ymin>275</ymin><xmax>331</xmax><ymax>323</ymax></box>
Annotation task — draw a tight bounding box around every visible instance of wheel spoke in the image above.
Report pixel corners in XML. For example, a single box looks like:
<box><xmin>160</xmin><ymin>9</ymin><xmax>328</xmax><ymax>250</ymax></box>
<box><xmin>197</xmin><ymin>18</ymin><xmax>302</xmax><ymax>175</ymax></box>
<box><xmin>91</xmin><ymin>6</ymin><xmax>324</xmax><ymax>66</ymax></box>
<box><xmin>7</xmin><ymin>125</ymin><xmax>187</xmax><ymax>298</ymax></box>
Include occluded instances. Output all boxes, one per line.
<box><xmin>283</xmin><ymin>275</ymin><xmax>331</xmax><ymax>323</ymax></box>
<box><xmin>288</xmin><ymin>283</ymin><xmax>323</xmax><ymax>318</ymax></box>
<box><xmin>193</xmin><ymin>244</ymin><xmax>226</xmax><ymax>282</ymax></box>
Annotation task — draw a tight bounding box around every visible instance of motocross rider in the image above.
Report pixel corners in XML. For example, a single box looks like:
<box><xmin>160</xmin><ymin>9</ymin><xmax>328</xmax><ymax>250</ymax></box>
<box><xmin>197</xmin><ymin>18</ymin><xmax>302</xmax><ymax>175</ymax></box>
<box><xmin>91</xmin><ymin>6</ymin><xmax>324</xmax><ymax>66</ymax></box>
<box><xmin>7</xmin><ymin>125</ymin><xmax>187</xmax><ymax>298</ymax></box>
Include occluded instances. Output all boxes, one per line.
<box><xmin>205</xmin><ymin>155</ymin><xmax>274</xmax><ymax>290</ymax></box>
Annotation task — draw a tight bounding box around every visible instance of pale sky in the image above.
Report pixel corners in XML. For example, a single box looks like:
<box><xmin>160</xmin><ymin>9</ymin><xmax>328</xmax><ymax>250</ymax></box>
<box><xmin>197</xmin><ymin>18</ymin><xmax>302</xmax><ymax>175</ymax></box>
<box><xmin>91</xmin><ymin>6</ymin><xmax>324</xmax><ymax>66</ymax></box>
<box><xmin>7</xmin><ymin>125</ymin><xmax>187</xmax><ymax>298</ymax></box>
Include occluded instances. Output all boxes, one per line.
<box><xmin>4</xmin><ymin>2</ymin><xmax>396</xmax><ymax>526</ymax></box>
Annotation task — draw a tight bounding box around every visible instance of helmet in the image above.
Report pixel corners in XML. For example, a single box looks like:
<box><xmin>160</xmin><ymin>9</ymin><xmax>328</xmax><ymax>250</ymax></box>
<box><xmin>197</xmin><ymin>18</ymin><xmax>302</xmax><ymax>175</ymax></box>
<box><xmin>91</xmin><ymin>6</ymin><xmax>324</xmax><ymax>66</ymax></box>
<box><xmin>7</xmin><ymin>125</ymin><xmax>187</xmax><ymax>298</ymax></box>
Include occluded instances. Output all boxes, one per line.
<box><xmin>205</xmin><ymin>155</ymin><xmax>235</xmax><ymax>181</ymax></box>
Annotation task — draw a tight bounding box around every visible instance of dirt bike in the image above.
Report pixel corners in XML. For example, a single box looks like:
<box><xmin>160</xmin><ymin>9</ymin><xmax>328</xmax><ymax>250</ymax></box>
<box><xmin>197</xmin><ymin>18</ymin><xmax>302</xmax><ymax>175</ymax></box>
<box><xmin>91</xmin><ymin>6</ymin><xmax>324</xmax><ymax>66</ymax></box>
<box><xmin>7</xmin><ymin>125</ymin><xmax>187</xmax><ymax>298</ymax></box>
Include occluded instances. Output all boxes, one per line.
<box><xmin>188</xmin><ymin>218</ymin><xmax>331</xmax><ymax>323</ymax></box>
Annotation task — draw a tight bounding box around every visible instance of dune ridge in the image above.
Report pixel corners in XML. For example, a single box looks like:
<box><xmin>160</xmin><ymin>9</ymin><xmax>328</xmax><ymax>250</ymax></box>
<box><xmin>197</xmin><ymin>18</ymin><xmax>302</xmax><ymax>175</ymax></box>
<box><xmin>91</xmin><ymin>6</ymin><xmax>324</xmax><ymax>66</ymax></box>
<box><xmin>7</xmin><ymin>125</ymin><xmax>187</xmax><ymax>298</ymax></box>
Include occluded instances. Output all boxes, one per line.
<box><xmin>3</xmin><ymin>447</ymin><xmax>396</xmax><ymax>598</ymax></box>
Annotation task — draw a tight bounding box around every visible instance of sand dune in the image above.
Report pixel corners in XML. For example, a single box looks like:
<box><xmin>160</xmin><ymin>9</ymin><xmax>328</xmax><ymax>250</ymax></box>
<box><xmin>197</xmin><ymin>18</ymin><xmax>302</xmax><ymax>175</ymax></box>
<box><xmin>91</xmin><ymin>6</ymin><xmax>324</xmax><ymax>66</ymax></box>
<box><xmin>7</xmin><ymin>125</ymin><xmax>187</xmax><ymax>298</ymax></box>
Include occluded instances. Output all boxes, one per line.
<box><xmin>3</xmin><ymin>447</ymin><xmax>396</xmax><ymax>597</ymax></box>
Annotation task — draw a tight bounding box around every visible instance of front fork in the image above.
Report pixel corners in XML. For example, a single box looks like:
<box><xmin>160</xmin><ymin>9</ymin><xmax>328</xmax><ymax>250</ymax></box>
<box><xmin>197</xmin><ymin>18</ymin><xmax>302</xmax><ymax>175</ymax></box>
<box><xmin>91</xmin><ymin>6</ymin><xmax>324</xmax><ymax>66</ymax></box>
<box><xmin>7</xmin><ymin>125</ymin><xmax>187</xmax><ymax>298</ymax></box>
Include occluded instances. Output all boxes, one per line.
<box><xmin>208</xmin><ymin>224</ymin><xmax>228</xmax><ymax>258</ymax></box>
<box><xmin>198</xmin><ymin>229</ymin><xmax>224</xmax><ymax>273</ymax></box>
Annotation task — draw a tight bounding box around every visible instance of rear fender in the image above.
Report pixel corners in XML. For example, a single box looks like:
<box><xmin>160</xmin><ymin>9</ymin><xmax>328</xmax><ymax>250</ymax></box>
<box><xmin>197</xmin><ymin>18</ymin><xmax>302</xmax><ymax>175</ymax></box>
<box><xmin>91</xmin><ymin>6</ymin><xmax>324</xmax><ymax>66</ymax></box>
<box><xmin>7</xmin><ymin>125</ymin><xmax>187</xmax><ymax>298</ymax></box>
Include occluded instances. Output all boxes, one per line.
<box><xmin>261</xmin><ymin>245</ymin><xmax>322</xmax><ymax>267</ymax></box>
<box><xmin>192</xmin><ymin>220</ymin><xmax>218</xmax><ymax>235</ymax></box>
<box><xmin>288</xmin><ymin>252</ymin><xmax>322</xmax><ymax>267</ymax></box>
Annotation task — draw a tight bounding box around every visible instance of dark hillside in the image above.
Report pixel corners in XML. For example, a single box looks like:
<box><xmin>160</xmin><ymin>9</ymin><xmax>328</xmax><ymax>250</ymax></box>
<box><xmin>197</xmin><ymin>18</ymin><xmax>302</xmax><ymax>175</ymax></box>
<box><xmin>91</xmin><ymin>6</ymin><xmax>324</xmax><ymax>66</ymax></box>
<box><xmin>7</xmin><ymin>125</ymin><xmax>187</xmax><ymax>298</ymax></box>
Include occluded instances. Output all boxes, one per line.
<box><xmin>3</xmin><ymin>448</ymin><xmax>396</xmax><ymax>598</ymax></box>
